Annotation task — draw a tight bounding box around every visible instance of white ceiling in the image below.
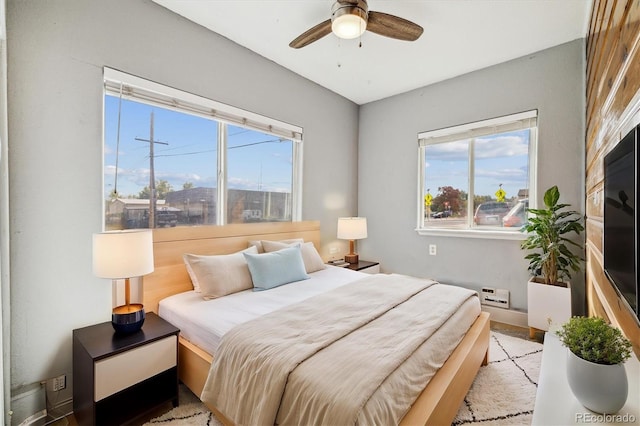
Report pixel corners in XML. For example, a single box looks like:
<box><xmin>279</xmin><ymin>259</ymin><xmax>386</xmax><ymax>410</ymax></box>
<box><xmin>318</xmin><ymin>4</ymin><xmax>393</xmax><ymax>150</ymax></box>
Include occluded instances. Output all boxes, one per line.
<box><xmin>152</xmin><ymin>0</ymin><xmax>592</xmax><ymax>105</ymax></box>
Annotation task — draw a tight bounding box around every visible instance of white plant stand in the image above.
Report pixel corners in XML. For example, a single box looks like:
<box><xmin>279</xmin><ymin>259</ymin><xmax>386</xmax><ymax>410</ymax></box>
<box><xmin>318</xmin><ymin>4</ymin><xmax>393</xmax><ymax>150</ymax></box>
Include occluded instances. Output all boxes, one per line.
<box><xmin>528</xmin><ymin>279</ymin><xmax>571</xmax><ymax>338</ymax></box>
<box><xmin>532</xmin><ymin>332</ymin><xmax>639</xmax><ymax>425</ymax></box>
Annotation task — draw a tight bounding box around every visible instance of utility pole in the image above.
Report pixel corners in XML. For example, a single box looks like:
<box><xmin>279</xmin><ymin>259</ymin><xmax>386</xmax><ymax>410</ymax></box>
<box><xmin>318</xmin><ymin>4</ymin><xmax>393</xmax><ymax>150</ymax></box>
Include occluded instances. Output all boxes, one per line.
<box><xmin>135</xmin><ymin>111</ymin><xmax>168</xmax><ymax>228</ymax></box>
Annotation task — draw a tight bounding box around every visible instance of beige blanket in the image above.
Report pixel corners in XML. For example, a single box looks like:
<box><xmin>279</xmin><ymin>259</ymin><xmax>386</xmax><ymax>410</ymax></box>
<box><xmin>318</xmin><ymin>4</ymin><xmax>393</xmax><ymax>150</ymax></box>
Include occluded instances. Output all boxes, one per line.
<box><xmin>201</xmin><ymin>273</ymin><xmax>476</xmax><ymax>426</ymax></box>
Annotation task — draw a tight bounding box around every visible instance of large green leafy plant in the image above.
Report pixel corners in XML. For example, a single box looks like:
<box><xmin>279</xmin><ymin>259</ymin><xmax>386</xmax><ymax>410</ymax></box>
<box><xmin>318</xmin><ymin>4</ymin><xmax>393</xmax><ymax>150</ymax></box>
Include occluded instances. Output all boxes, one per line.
<box><xmin>556</xmin><ymin>316</ymin><xmax>632</xmax><ymax>365</ymax></box>
<box><xmin>520</xmin><ymin>186</ymin><xmax>584</xmax><ymax>285</ymax></box>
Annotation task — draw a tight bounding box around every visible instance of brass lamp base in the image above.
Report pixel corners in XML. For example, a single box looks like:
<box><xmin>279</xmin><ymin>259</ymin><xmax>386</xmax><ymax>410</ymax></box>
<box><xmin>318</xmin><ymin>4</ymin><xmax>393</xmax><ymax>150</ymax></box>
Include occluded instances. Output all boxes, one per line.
<box><xmin>112</xmin><ymin>303</ymin><xmax>145</xmax><ymax>334</ymax></box>
<box><xmin>344</xmin><ymin>253</ymin><xmax>359</xmax><ymax>264</ymax></box>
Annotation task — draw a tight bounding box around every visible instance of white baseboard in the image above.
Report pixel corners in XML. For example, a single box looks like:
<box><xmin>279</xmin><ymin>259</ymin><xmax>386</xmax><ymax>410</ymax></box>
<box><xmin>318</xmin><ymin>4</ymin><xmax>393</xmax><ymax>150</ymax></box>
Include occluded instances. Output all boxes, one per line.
<box><xmin>482</xmin><ymin>305</ymin><xmax>528</xmax><ymax>328</ymax></box>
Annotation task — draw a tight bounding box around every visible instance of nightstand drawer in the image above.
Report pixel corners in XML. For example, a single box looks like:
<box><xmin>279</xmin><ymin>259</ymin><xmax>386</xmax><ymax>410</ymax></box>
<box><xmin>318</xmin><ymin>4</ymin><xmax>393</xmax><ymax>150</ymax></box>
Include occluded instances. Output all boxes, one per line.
<box><xmin>94</xmin><ymin>335</ymin><xmax>176</xmax><ymax>401</ymax></box>
<box><xmin>361</xmin><ymin>264</ymin><xmax>379</xmax><ymax>274</ymax></box>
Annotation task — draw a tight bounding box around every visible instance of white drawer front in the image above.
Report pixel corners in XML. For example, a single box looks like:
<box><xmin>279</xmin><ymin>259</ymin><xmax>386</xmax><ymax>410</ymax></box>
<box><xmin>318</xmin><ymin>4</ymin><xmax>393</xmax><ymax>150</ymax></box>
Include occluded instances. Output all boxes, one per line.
<box><xmin>94</xmin><ymin>335</ymin><xmax>176</xmax><ymax>401</ymax></box>
<box><xmin>362</xmin><ymin>264</ymin><xmax>380</xmax><ymax>274</ymax></box>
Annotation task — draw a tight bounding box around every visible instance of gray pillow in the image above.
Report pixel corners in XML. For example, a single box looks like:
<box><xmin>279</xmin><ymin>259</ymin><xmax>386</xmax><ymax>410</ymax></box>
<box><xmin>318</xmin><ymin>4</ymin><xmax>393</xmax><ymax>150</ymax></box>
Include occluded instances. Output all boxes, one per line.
<box><xmin>183</xmin><ymin>246</ymin><xmax>258</xmax><ymax>299</ymax></box>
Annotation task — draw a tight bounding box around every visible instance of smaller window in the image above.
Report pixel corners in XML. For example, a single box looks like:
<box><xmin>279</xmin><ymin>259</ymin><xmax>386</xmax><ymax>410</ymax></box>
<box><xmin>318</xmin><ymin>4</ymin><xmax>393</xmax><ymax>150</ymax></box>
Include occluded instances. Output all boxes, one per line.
<box><xmin>417</xmin><ymin>111</ymin><xmax>537</xmax><ymax>239</ymax></box>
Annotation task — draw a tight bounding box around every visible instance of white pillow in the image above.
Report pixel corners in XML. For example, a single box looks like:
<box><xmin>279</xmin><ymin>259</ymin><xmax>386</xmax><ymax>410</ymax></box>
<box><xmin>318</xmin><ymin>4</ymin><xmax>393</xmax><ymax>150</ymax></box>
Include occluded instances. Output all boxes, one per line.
<box><xmin>248</xmin><ymin>238</ymin><xmax>304</xmax><ymax>254</ymax></box>
<box><xmin>183</xmin><ymin>246</ymin><xmax>258</xmax><ymax>299</ymax></box>
<box><xmin>261</xmin><ymin>240</ymin><xmax>326</xmax><ymax>273</ymax></box>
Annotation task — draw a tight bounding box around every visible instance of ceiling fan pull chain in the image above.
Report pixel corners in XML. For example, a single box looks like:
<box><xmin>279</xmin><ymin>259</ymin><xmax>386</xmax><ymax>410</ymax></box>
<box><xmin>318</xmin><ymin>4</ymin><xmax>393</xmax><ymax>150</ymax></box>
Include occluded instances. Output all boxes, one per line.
<box><xmin>359</xmin><ymin>13</ymin><xmax>363</xmax><ymax>48</ymax></box>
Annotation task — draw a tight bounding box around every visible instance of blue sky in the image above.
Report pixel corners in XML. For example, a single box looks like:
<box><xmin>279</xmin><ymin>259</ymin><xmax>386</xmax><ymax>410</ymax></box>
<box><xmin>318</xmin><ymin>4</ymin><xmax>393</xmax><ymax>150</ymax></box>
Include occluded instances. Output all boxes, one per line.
<box><xmin>105</xmin><ymin>95</ymin><xmax>527</xmax><ymax>202</ymax></box>
<box><xmin>424</xmin><ymin>129</ymin><xmax>530</xmax><ymax>200</ymax></box>
<box><xmin>104</xmin><ymin>95</ymin><xmax>293</xmax><ymax>199</ymax></box>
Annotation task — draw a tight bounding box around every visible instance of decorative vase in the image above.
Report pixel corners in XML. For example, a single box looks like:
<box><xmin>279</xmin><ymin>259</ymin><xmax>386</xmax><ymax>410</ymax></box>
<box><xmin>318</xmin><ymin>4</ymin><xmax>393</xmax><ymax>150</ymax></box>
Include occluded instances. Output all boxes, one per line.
<box><xmin>566</xmin><ymin>349</ymin><xmax>628</xmax><ymax>413</ymax></box>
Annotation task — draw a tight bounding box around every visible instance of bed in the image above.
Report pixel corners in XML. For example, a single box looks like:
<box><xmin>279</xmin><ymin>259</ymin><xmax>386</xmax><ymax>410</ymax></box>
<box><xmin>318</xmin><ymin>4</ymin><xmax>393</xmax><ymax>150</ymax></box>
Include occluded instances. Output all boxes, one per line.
<box><xmin>143</xmin><ymin>221</ymin><xmax>490</xmax><ymax>425</ymax></box>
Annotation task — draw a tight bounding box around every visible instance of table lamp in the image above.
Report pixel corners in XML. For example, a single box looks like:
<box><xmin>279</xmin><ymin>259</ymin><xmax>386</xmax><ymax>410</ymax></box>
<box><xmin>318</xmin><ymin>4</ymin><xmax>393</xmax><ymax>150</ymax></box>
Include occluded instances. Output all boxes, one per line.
<box><xmin>337</xmin><ymin>217</ymin><xmax>367</xmax><ymax>264</ymax></box>
<box><xmin>93</xmin><ymin>229</ymin><xmax>154</xmax><ymax>334</ymax></box>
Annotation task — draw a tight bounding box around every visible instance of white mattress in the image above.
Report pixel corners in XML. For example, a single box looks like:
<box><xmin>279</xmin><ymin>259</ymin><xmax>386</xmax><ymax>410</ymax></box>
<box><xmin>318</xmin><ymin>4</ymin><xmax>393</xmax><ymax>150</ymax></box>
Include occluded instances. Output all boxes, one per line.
<box><xmin>158</xmin><ymin>265</ymin><xmax>368</xmax><ymax>355</ymax></box>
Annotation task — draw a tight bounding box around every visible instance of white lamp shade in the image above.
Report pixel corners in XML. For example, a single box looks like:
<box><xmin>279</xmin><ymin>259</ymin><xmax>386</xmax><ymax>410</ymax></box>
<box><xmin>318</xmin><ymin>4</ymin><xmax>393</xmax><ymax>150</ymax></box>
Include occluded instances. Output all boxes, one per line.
<box><xmin>93</xmin><ymin>230</ymin><xmax>154</xmax><ymax>279</ymax></box>
<box><xmin>337</xmin><ymin>217</ymin><xmax>367</xmax><ymax>240</ymax></box>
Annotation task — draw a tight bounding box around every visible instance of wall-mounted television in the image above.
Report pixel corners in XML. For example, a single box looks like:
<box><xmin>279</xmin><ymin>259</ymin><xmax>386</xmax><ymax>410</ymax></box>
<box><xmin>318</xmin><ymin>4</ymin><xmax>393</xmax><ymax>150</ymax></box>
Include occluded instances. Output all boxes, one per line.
<box><xmin>603</xmin><ymin>123</ymin><xmax>639</xmax><ymax>323</ymax></box>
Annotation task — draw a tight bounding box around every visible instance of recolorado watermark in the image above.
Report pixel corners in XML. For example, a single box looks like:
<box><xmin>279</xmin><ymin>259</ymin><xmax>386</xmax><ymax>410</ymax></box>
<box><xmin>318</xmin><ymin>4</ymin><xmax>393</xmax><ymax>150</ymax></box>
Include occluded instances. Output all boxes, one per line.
<box><xmin>576</xmin><ymin>412</ymin><xmax>636</xmax><ymax>423</ymax></box>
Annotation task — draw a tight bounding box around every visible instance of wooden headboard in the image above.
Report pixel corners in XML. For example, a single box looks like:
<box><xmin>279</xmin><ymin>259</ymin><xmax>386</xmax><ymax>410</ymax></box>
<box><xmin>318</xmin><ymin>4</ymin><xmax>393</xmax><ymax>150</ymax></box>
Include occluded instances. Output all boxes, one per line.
<box><xmin>143</xmin><ymin>221</ymin><xmax>321</xmax><ymax>313</ymax></box>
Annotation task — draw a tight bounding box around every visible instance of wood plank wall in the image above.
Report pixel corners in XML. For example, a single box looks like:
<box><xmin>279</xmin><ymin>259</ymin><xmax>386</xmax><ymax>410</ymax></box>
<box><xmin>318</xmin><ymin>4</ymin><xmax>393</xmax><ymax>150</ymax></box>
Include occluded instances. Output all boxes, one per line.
<box><xmin>586</xmin><ymin>0</ymin><xmax>640</xmax><ymax>356</ymax></box>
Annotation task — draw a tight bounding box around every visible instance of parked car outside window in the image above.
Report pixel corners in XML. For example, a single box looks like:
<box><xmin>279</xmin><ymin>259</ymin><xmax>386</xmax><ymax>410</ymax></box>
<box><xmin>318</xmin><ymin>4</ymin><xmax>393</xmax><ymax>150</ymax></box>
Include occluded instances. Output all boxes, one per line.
<box><xmin>473</xmin><ymin>202</ymin><xmax>510</xmax><ymax>225</ymax></box>
<box><xmin>430</xmin><ymin>210</ymin><xmax>452</xmax><ymax>219</ymax></box>
<box><xmin>502</xmin><ymin>199</ymin><xmax>529</xmax><ymax>227</ymax></box>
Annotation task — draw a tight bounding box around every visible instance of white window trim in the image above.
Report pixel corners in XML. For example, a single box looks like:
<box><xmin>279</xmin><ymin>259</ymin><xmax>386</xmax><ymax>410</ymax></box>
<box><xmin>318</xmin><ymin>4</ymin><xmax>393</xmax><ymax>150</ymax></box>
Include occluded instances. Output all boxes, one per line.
<box><xmin>416</xmin><ymin>110</ymin><xmax>538</xmax><ymax>239</ymax></box>
<box><xmin>103</xmin><ymin>67</ymin><xmax>303</xmax><ymax>225</ymax></box>
<box><xmin>292</xmin><ymin>141</ymin><xmax>303</xmax><ymax>221</ymax></box>
<box><xmin>216</xmin><ymin>123</ymin><xmax>227</xmax><ymax>225</ymax></box>
<box><xmin>415</xmin><ymin>227</ymin><xmax>530</xmax><ymax>240</ymax></box>
<box><xmin>104</xmin><ymin>68</ymin><xmax>302</xmax><ymax>141</ymax></box>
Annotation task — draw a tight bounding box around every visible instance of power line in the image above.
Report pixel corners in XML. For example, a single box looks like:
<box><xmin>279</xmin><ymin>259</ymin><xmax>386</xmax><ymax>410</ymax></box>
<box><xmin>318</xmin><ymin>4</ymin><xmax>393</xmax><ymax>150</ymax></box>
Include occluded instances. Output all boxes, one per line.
<box><xmin>229</xmin><ymin>138</ymin><xmax>284</xmax><ymax>149</ymax></box>
<box><xmin>153</xmin><ymin>138</ymin><xmax>286</xmax><ymax>158</ymax></box>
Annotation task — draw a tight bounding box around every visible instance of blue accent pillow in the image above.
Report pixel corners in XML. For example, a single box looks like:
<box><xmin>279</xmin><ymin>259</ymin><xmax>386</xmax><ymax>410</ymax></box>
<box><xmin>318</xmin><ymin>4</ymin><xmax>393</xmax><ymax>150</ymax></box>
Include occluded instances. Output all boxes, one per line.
<box><xmin>244</xmin><ymin>245</ymin><xmax>309</xmax><ymax>291</ymax></box>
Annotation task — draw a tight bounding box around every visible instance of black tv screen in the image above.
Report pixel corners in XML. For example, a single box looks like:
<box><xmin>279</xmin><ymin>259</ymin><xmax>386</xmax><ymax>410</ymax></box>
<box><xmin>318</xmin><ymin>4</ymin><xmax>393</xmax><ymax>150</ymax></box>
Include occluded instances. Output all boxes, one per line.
<box><xmin>603</xmin><ymin>124</ymin><xmax>639</xmax><ymax>322</ymax></box>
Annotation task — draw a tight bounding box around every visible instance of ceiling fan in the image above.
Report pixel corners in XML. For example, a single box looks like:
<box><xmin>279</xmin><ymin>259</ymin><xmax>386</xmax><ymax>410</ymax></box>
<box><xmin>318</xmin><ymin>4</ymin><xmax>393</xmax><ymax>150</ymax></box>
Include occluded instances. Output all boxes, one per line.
<box><xmin>289</xmin><ymin>0</ymin><xmax>424</xmax><ymax>49</ymax></box>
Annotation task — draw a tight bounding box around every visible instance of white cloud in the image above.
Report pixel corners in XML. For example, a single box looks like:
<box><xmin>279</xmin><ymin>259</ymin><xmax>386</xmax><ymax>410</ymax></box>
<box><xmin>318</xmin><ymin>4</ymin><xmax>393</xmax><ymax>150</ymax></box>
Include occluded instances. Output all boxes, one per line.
<box><xmin>475</xmin><ymin>167</ymin><xmax>528</xmax><ymax>180</ymax></box>
<box><xmin>427</xmin><ymin>133</ymin><xmax>528</xmax><ymax>161</ymax></box>
<box><xmin>475</xmin><ymin>135</ymin><xmax>528</xmax><ymax>158</ymax></box>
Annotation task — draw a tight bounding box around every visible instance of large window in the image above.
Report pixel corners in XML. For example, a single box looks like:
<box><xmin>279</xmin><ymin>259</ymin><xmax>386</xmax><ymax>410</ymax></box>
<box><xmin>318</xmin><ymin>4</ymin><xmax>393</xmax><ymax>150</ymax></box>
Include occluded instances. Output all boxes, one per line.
<box><xmin>103</xmin><ymin>68</ymin><xmax>302</xmax><ymax>230</ymax></box>
<box><xmin>417</xmin><ymin>111</ymin><xmax>537</xmax><ymax>238</ymax></box>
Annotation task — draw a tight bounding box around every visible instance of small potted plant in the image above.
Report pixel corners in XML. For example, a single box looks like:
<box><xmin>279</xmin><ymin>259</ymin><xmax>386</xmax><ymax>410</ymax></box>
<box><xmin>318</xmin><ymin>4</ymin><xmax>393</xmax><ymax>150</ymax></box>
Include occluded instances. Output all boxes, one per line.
<box><xmin>520</xmin><ymin>185</ymin><xmax>584</xmax><ymax>335</ymax></box>
<box><xmin>556</xmin><ymin>316</ymin><xmax>632</xmax><ymax>413</ymax></box>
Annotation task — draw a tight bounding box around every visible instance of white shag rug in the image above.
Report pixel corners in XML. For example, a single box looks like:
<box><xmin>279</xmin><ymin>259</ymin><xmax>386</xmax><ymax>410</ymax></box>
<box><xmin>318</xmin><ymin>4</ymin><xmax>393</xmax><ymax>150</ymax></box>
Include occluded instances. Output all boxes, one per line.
<box><xmin>452</xmin><ymin>330</ymin><xmax>543</xmax><ymax>425</ymax></box>
<box><xmin>145</xmin><ymin>331</ymin><xmax>542</xmax><ymax>426</ymax></box>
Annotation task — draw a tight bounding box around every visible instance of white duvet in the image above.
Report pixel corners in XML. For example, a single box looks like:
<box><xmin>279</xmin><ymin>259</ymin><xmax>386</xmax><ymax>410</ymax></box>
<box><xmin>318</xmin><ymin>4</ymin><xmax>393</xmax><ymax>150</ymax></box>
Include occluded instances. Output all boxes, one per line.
<box><xmin>158</xmin><ymin>265</ymin><xmax>368</xmax><ymax>354</ymax></box>
<box><xmin>201</xmin><ymin>273</ymin><xmax>480</xmax><ymax>426</ymax></box>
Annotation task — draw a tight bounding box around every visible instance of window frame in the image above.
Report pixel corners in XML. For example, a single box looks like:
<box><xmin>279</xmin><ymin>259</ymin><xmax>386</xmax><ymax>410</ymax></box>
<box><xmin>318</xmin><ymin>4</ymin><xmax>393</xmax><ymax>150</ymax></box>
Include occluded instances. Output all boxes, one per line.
<box><xmin>416</xmin><ymin>110</ymin><xmax>538</xmax><ymax>240</ymax></box>
<box><xmin>102</xmin><ymin>67</ymin><xmax>303</xmax><ymax>229</ymax></box>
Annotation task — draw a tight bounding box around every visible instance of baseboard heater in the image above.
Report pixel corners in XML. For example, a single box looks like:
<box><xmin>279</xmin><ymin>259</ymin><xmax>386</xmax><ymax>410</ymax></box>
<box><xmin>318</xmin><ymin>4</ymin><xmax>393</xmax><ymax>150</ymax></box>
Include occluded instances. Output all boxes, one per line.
<box><xmin>480</xmin><ymin>287</ymin><xmax>510</xmax><ymax>309</ymax></box>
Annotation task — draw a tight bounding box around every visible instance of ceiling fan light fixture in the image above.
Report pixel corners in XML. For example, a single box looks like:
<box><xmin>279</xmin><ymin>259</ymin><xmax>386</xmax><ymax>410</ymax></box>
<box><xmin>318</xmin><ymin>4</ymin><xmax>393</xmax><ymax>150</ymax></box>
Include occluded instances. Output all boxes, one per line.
<box><xmin>289</xmin><ymin>0</ymin><xmax>422</xmax><ymax>49</ymax></box>
<box><xmin>331</xmin><ymin>2</ymin><xmax>367</xmax><ymax>40</ymax></box>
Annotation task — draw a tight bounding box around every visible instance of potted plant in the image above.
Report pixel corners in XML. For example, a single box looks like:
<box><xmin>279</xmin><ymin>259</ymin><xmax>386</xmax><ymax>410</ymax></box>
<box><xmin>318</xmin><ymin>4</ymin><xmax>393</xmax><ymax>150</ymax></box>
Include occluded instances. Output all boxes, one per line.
<box><xmin>556</xmin><ymin>316</ymin><xmax>632</xmax><ymax>413</ymax></box>
<box><xmin>520</xmin><ymin>185</ymin><xmax>584</xmax><ymax>335</ymax></box>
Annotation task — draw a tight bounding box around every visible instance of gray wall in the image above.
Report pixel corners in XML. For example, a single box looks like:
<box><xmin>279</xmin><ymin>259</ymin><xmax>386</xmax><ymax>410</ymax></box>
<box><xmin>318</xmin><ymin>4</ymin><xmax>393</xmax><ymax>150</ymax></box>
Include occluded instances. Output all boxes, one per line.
<box><xmin>6</xmin><ymin>0</ymin><xmax>358</xmax><ymax>396</ymax></box>
<box><xmin>358</xmin><ymin>39</ymin><xmax>586</xmax><ymax>314</ymax></box>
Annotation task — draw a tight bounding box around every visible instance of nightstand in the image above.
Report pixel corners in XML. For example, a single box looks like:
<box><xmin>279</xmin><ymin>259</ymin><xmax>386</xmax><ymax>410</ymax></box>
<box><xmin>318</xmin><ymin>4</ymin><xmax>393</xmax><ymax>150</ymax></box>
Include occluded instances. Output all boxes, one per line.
<box><xmin>73</xmin><ymin>312</ymin><xmax>179</xmax><ymax>426</ymax></box>
<box><xmin>346</xmin><ymin>260</ymin><xmax>380</xmax><ymax>274</ymax></box>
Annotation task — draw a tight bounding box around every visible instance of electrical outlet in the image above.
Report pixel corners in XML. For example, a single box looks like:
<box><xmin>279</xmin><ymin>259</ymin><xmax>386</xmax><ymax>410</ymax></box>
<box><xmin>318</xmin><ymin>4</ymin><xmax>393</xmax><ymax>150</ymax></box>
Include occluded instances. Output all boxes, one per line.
<box><xmin>52</xmin><ymin>375</ymin><xmax>66</xmax><ymax>392</ymax></box>
<box><xmin>429</xmin><ymin>244</ymin><xmax>437</xmax><ymax>256</ymax></box>
<box><xmin>329</xmin><ymin>247</ymin><xmax>338</xmax><ymax>254</ymax></box>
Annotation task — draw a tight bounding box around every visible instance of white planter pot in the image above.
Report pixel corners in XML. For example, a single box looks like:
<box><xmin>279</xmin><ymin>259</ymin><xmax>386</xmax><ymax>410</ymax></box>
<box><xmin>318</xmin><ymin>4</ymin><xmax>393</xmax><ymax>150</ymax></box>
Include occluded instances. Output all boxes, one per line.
<box><xmin>566</xmin><ymin>350</ymin><xmax>628</xmax><ymax>413</ymax></box>
<box><xmin>527</xmin><ymin>278</ymin><xmax>571</xmax><ymax>332</ymax></box>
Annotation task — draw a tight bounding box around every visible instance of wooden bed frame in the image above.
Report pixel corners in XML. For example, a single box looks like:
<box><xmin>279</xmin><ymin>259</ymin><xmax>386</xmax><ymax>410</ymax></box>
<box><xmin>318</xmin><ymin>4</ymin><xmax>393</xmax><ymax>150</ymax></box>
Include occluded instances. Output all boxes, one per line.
<box><xmin>143</xmin><ymin>221</ymin><xmax>490</xmax><ymax>426</ymax></box>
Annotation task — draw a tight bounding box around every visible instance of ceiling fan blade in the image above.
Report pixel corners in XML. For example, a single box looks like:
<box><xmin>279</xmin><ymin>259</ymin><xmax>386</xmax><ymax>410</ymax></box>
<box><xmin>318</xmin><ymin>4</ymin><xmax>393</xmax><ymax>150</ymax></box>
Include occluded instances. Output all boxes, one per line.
<box><xmin>367</xmin><ymin>11</ymin><xmax>423</xmax><ymax>41</ymax></box>
<box><xmin>289</xmin><ymin>19</ymin><xmax>332</xmax><ymax>49</ymax></box>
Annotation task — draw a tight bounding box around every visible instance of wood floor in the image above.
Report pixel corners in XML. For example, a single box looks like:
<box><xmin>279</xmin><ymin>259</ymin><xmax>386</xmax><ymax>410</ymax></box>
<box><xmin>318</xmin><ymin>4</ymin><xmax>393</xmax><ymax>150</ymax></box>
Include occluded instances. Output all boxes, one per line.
<box><xmin>491</xmin><ymin>320</ymin><xmax>545</xmax><ymax>344</ymax></box>
<box><xmin>53</xmin><ymin>321</ymin><xmax>539</xmax><ymax>426</ymax></box>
